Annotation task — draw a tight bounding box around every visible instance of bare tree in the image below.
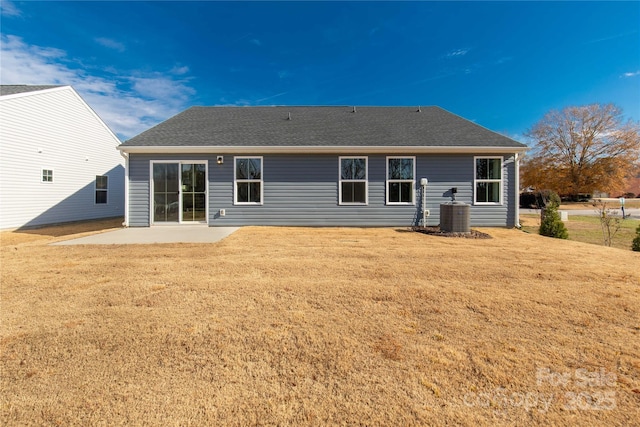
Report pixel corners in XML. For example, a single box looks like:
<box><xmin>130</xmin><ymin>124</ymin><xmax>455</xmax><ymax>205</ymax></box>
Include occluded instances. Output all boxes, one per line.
<box><xmin>523</xmin><ymin>104</ymin><xmax>640</xmax><ymax>199</ymax></box>
<box><xmin>593</xmin><ymin>201</ymin><xmax>622</xmax><ymax>247</ymax></box>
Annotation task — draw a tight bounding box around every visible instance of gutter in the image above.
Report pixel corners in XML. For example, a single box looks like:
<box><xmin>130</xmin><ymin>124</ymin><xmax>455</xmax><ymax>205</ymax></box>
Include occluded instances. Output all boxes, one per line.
<box><xmin>117</xmin><ymin>145</ymin><xmax>529</xmax><ymax>155</ymax></box>
<box><xmin>119</xmin><ymin>149</ymin><xmax>129</xmax><ymax>227</ymax></box>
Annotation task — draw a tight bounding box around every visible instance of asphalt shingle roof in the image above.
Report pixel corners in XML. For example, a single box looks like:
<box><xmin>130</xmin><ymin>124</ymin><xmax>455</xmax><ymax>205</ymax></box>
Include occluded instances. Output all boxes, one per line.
<box><xmin>0</xmin><ymin>85</ymin><xmax>63</xmax><ymax>96</ymax></box>
<box><xmin>124</xmin><ymin>106</ymin><xmax>527</xmax><ymax>149</ymax></box>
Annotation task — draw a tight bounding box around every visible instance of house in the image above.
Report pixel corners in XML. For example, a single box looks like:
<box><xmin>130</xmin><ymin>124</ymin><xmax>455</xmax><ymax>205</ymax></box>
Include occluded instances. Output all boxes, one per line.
<box><xmin>117</xmin><ymin>106</ymin><xmax>528</xmax><ymax>227</ymax></box>
<box><xmin>0</xmin><ymin>85</ymin><xmax>125</xmax><ymax>229</ymax></box>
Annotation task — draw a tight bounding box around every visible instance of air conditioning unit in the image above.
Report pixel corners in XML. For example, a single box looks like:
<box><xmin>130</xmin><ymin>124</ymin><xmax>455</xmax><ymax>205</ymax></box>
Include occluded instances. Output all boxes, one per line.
<box><xmin>440</xmin><ymin>202</ymin><xmax>470</xmax><ymax>233</ymax></box>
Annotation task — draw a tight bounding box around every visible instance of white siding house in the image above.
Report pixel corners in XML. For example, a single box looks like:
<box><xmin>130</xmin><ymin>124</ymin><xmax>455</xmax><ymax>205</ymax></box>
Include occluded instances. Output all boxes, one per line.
<box><xmin>0</xmin><ymin>85</ymin><xmax>124</xmax><ymax>229</ymax></box>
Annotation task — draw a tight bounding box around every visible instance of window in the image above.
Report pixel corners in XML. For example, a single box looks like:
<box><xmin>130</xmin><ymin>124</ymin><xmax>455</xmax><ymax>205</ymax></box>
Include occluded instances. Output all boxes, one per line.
<box><xmin>235</xmin><ymin>157</ymin><xmax>263</xmax><ymax>204</ymax></box>
<box><xmin>42</xmin><ymin>169</ymin><xmax>53</xmax><ymax>183</ymax></box>
<box><xmin>387</xmin><ymin>157</ymin><xmax>415</xmax><ymax>204</ymax></box>
<box><xmin>339</xmin><ymin>157</ymin><xmax>367</xmax><ymax>204</ymax></box>
<box><xmin>95</xmin><ymin>175</ymin><xmax>108</xmax><ymax>204</ymax></box>
<box><xmin>474</xmin><ymin>157</ymin><xmax>503</xmax><ymax>204</ymax></box>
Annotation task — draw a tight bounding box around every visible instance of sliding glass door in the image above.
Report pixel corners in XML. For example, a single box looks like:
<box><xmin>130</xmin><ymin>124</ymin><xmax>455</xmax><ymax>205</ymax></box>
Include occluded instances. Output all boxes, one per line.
<box><xmin>152</xmin><ymin>162</ymin><xmax>207</xmax><ymax>224</ymax></box>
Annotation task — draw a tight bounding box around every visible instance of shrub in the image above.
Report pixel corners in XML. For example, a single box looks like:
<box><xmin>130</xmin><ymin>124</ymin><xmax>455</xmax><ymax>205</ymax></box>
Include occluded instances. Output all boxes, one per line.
<box><xmin>539</xmin><ymin>204</ymin><xmax>569</xmax><ymax>239</ymax></box>
<box><xmin>632</xmin><ymin>225</ymin><xmax>640</xmax><ymax>252</ymax></box>
<box><xmin>539</xmin><ymin>190</ymin><xmax>560</xmax><ymax>209</ymax></box>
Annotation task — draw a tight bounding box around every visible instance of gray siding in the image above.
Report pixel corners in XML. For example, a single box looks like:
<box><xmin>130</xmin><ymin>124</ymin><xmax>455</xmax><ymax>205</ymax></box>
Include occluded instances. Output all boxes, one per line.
<box><xmin>128</xmin><ymin>153</ymin><xmax>517</xmax><ymax>227</ymax></box>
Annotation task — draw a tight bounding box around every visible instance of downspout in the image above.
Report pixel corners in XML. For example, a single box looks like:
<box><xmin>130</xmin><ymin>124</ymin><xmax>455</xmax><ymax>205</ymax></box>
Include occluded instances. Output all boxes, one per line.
<box><xmin>514</xmin><ymin>152</ymin><xmax>521</xmax><ymax>228</ymax></box>
<box><xmin>119</xmin><ymin>149</ymin><xmax>129</xmax><ymax>227</ymax></box>
<box><xmin>420</xmin><ymin>177</ymin><xmax>429</xmax><ymax>226</ymax></box>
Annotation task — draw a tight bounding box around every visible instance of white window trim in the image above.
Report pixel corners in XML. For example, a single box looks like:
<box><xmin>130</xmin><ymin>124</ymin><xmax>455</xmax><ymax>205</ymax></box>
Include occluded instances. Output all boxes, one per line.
<box><xmin>149</xmin><ymin>160</ymin><xmax>209</xmax><ymax>224</ymax></box>
<box><xmin>234</xmin><ymin>156</ymin><xmax>264</xmax><ymax>205</ymax></box>
<box><xmin>95</xmin><ymin>175</ymin><xmax>108</xmax><ymax>205</ymax></box>
<box><xmin>338</xmin><ymin>156</ymin><xmax>368</xmax><ymax>206</ymax></box>
<box><xmin>473</xmin><ymin>156</ymin><xmax>504</xmax><ymax>205</ymax></box>
<box><xmin>386</xmin><ymin>156</ymin><xmax>416</xmax><ymax>205</ymax></box>
<box><xmin>41</xmin><ymin>168</ymin><xmax>54</xmax><ymax>183</ymax></box>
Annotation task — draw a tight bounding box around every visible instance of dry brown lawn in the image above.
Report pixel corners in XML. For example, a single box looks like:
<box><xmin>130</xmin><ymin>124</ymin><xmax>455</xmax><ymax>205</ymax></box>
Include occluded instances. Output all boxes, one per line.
<box><xmin>1</xmin><ymin>222</ymin><xmax>639</xmax><ymax>426</ymax></box>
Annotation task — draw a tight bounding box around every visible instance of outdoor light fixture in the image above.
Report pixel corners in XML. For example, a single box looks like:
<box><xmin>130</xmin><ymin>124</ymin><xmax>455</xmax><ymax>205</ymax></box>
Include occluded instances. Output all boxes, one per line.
<box><xmin>217</xmin><ymin>156</ymin><xmax>224</xmax><ymax>165</ymax></box>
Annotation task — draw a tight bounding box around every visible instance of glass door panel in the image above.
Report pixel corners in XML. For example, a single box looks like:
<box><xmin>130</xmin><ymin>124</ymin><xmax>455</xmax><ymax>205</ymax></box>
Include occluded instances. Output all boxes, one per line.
<box><xmin>153</xmin><ymin>163</ymin><xmax>180</xmax><ymax>223</ymax></box>
<box><xmin>181</xmin><ymin>163</ymin><xmax>207</xmax><ymax>222</ymax></box>
<box><xmin>182</xmin><ymin>193</ymin><xmax>206</xmax><ymax>221</ymax></box>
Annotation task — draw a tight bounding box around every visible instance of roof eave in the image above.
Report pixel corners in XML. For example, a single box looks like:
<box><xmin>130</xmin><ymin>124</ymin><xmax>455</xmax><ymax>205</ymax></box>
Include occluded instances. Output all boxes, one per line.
<box><xmin>118</xmin><ymin>145</ymin><xmax>528</xmax><ymax>155</ymax></box>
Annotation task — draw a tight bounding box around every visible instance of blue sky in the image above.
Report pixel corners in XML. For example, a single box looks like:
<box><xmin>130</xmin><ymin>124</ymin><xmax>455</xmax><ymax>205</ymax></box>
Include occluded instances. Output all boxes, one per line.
<box><xmin>1</xmin><ymin>1</ymin><xmax>639</xmax><ymax>141</ymax></box>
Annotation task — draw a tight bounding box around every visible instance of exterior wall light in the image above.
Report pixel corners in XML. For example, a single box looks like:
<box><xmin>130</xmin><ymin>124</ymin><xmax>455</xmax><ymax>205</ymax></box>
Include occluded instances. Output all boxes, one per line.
<box><xmin>217</xmin><ymin>156</ymin><xmax>224</xmax><ymax>165</ymax></box>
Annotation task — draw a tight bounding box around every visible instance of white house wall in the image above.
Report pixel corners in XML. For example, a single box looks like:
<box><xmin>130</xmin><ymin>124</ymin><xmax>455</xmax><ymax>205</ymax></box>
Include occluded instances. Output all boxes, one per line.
<box><xmin>0</xmin><ymin>87</ymin><xmax>124</xmax><ymax>229</ymax></box>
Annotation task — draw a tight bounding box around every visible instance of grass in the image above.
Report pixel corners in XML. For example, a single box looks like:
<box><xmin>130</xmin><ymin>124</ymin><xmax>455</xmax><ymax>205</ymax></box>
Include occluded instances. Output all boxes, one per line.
<box><xmin>0</xmin><ymin>218</ymin><xmax>123</xmax><ymax>246</ymax></box>
<box><xmin>1</xmin><ymin>222</ymin><xmax>639</xmax><ymax>426</ymax></box>
<box><xmin>559</xmin><ymin>198</ymin><xmax>640</xmax><ymax>210</ymax></box>
<box><xmin>520</xmin><ymin>214</ymin><xmax>639</xmax><ymax>251</ymax></box>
